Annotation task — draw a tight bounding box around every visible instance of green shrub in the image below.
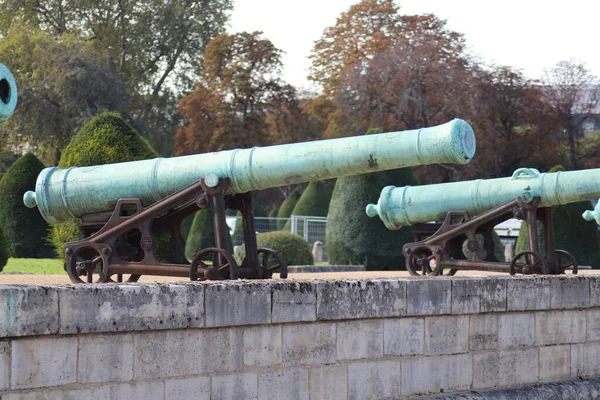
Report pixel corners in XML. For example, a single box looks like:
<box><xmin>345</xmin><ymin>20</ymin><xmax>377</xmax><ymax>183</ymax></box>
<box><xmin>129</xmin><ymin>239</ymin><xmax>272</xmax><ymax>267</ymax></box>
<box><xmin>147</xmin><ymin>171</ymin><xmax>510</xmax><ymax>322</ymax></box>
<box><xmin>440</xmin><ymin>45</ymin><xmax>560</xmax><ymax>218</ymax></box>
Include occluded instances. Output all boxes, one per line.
<box><xmin>185</xmin><ymin>209</ymin><xmax>233</xmax><ymax>261</ymax></box>
<box><xmin>276</xmin><ymin>188</ymin><xmax>302</xmax><ymax>229</ymax></box>
<box><xmin>283</xmin><ymin>181</ymin><xmax>331</xmax><ymax>231</ymax></box>
<box><xmin>0</xmin><ymin>229</ymin><xmax>9</xmax><ymax>272</ymax></box>
<box><xmin>51</xmin><ymin>111</ymin><xmax>159</xmax><ymax>257</ymax></box>
<box><xmin>237</xmin><ymin>231</ymin><xmax>313</xmax><ymax>266</ymax></box>
<box><xmin>0</xmin><ymin>153</ymin><xmax>54</xmax><ymax>258</ymax></box>
<box><xmin>514</xmin><ymin>165</ymin><xmax>600</xmax><ymax>267</ymax></box>
<box><xmin>326</xmin><ymin>167</ymin><xmax>419</xmax><ymax>270</ymax></box>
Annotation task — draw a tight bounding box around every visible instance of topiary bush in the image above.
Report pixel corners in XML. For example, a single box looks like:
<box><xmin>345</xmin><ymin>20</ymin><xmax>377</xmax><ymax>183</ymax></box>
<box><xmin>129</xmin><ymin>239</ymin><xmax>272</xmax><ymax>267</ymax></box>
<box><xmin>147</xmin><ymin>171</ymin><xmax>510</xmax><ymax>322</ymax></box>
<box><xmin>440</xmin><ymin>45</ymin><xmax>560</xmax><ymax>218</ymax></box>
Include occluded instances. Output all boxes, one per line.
<box><xmin>0</xmin><ymin>229</ymin><xmax>10</xmax><ymax>272</ymax></box>
<box><xmin>51</xmin><ymin>111</ymin><xmax>159</xmax><ymax>258</ymax></box>
<box><xmin>514</xmin><ymin>165</ymin><xmax>600</xmax><ymax>267</ymax></box>
<box><xmin>0</xmin><ymin>153</ymin><xmax>54</xmax><ymax>258</ymax></box>
<box><xmin>283</xmin><ymin>181</ymin><xmax>331</xmax><ymax>231</ymax></box>
<box><xmin>276</xmin><ymin>188</ymin><xmax>302</xmax><ymax>230</ymax></box>
<box><xmin>236</xmin><ymin>231</ymin><xmax>313</xmax><ymax>266</ymax></box>
<box><xmin>184</xmin><ymin>209</ymin><xmax>233</xmax><ymax>261</ymax></box>
<box><xmin>326</xmin><ymin>167</ymin><xmax>419</xmax><ymax>270</ymax></box>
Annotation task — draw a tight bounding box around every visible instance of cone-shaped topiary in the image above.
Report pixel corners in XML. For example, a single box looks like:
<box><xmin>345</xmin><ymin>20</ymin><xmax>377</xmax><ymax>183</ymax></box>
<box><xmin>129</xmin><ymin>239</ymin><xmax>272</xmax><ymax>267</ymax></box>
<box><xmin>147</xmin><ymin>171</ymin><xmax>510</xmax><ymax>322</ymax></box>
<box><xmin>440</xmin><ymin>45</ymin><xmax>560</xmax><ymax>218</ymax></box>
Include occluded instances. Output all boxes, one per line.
<box><xmin>185</xmin><ymin>209</ymin><xmax>233</xmax><ymax>261</ymax></box>
<box><xmin>268</xmin><ymin>208</ymin><xmax>279</xmax><ymax>231</ymax></box>
<box><xmin>236</xmin><ymin>231</ymin><xmax>313</xmax><ymax>266</ymax></box>
<box><xmin>0</xmin><ymin>229</ymin><xmax>9</xmax><ymax>272</ymax></box>
<box><xmin>51</xmin><ymin>111</ymin><xmax>159</xmax><ymax>257</ymax></box>
<box><xmin>276</xmin><ymin>188</ymin><xmax>302</xmax><ymax>230</ymax></box>
<box><xmin>514</xmin><ymin>165</ymin><xmax>600</xmax><ymax>268</ymax></box>
<box><xmin>326</xmin><ymin>167</ymin><xmax>419</xmax><ymax>270</ymax></box>
<box><xmin>283</xmin><ymin>181</ymin><xmax>331</xmax><ymax>231</ymax></box>
<box><xmin>0</xmin><ymin>153</ymin><xmax>54</xmax><ymax>258</ymax></box>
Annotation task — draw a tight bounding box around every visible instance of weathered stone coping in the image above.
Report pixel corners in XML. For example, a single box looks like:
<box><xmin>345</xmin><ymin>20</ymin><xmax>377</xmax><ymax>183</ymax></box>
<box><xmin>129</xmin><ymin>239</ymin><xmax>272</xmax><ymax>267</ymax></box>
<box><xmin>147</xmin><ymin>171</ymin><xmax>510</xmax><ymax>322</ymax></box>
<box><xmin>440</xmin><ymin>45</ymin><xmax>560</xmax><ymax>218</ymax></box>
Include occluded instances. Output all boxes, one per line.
<box><xmin>0</xmin><ymin>275</ymin><xmax>597</xmax><ymax>338</ymax></box>
<box><xmin>287</xmin><ymin>265</ymin><xmax>366</xmax><ymax>273</ymax></box>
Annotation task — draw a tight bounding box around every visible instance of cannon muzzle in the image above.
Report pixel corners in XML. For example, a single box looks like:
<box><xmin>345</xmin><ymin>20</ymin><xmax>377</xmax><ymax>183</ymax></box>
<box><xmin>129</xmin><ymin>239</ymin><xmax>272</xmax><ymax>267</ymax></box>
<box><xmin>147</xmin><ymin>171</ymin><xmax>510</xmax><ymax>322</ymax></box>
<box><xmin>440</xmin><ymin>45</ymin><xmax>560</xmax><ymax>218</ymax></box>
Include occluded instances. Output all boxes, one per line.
<box><xmin>25</xmin><ymin>118</ymin><xmax>475</xmax><ymax>224</ymax></box>
<box><xmin>0</xmin><ymin>63</ymin><xmax>17</xmax><ymax>122</ymax></box>
<box><xmin>367</xmin><ymin>167</ymin><xmax>600</xmax><ymax>229</ymax></box>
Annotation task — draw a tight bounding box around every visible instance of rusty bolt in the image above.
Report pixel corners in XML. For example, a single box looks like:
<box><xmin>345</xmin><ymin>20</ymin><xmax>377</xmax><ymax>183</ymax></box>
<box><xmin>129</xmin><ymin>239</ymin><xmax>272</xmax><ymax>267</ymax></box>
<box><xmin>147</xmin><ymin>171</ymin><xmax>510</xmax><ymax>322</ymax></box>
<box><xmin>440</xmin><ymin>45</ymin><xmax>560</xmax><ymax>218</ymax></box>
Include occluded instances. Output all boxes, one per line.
<box><xmin>102</xmin><ymin>247</ymin><xmax>111</xmax><ymax>256</ymax></box>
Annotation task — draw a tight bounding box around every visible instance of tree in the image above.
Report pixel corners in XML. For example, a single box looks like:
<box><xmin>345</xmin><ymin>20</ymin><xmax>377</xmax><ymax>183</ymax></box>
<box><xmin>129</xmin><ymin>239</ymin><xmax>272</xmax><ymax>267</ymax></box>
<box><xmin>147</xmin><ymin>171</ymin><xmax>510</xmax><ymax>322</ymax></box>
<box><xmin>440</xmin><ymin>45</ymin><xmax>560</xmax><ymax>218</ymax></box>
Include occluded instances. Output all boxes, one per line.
<box><xmin>0</xmin><ymin>153</ymin><xmax>54</xmax><ymax>257</ymax></box>
<box><xmin>0</xmin><ymin>23</ymin><xmax>127</xmax><ymax>163</ymax></box>
<box><xmin>326</xmin><ymin>167</ymin><xmax>419</xmax><ymax>270</ymax></box>
<box><xmin>51</xmin><ymin>111</ymin><xmax>158</xmax><ymax>257</ymax></box>
<box><xmin>541</xmin><ymin>60</ymin><xmax>600</xmax><ymax>170</ymax></box>
<box><xmin>175</xmin><ymin>31</ymin><xmax>307</xmax><ymax>154</ymax></box>
<box><xmin>276</xmin><ymin>188</ymin><xmax>302</xmax><ymax>230</ymax></box>
<box><xmin>1</xmin><ymin>0</ymin><xmax>234</xmax><ymax>153</ymax></box>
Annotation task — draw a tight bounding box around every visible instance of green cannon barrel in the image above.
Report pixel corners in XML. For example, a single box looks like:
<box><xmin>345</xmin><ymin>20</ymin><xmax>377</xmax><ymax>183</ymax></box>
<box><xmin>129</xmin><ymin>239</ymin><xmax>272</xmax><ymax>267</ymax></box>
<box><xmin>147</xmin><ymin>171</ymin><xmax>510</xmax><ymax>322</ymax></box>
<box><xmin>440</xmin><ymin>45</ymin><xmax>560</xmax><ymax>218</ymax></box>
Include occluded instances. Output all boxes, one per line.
<box><xmin>0</xmin><ymin>63</ymin><xmax>17</xmax><ymax>122</ymax></box>
<box><xmin>366</xmin><ymin>167</ymin><xmax>600</xmax><ymax>230</ymax></box>
<box><xmin>24</xmin><ymin>118</ymin><xmax>475</xmax><ymax>224</ymax></box>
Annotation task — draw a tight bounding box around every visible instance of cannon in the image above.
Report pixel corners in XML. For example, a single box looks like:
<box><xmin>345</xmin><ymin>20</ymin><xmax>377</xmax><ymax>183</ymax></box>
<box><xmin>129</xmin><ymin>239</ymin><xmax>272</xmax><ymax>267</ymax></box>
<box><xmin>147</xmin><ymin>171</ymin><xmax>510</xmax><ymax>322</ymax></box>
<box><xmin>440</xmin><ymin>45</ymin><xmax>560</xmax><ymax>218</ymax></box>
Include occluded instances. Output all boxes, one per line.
<box><xmin>24</xmin><ymin>118</ymin><xmax>476</xmax><ymax>284</ymax></box>
<box><xmin>366</xmin><ymin>167</ymin><xmax>600</xmax><ymax>276</ymax></box>
<box><xmin>0</xmin><ymin>63</ymin><xmax>18</xmax><ymax>122</ymax></box>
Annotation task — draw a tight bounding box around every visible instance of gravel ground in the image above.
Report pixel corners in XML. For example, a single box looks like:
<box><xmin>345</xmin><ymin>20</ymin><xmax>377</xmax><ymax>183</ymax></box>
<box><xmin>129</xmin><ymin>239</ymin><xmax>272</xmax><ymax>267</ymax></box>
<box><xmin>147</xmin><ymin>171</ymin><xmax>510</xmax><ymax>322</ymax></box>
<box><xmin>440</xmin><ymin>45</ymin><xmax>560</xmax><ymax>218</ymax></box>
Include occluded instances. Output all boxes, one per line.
<box><xmin>0</xmin><ymin>269</ymin><xmax>596</xmax><ymax>285</ymax></box>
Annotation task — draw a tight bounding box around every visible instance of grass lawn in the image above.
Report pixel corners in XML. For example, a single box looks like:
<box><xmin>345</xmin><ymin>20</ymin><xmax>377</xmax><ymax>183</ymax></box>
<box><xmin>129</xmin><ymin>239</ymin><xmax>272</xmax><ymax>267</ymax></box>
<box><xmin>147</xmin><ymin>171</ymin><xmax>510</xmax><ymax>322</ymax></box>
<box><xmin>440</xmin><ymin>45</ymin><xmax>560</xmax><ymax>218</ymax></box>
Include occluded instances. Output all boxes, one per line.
<box><xmin>1</xmin><ymin>258</ymin><xmax>64</xmax><ymax>274</ymax></box>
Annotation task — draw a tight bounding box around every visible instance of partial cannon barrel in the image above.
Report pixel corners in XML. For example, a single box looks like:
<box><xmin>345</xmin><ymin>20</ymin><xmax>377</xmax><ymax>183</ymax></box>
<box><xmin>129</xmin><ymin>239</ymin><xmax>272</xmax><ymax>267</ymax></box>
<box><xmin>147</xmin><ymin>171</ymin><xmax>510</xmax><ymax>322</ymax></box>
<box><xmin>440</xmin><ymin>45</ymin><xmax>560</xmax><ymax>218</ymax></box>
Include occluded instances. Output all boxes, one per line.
<box><xmin>0</xmin><ymin>63</ymin><xmax>17</xmax><ymax>122</ymax></box>
<box><xmin>366</xmin><ymin>167</ymin><xmax>600</xmax><ymax>230</ymax></box>
<box><xmin>24</xmin><ymin>118</ymin><xmax>476</xmax><ymax>224</ymax></box>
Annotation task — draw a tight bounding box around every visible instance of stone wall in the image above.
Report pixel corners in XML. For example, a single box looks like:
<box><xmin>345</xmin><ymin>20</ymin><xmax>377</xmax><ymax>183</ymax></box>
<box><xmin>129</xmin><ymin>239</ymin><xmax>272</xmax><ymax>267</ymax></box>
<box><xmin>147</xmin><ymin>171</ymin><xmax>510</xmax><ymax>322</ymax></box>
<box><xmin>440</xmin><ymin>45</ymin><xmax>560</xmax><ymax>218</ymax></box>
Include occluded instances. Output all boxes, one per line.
<box><xmin>0</xmin><ymin>275</ymin><xmax>599</xmax><ymax>399</ymax></box>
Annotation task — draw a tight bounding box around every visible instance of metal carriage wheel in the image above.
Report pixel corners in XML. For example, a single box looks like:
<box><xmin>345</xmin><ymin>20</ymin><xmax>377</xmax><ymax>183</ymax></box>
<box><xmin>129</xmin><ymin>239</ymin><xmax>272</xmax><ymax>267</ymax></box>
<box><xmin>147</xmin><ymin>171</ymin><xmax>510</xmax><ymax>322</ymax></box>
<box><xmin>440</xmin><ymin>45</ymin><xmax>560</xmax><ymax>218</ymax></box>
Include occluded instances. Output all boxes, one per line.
<box><xmin>65</xmin><ymin>245</ymin><xmax>111</xmax><ymax>284</ymax></box>
<box><xmin>108</xmin><ymin>273</ymin><xmax>142</xmax><ymax>283</ymax></box>
<box><xmin>509</xmin><ymin>250</ymin><xmax>549</xmax><ymax>275</ymax></box>
<box><xmin>554</xmin><ymin>250</ymin><xmax>578</xmax><ymax>274</ymax></box>
<box><xmin>257</xmin><ymin>248</ymin><xmax>288</xmax><ymax>279</ymax></box>
<box><xmin>405</xmin><ymin>246</ymin><xmax>456</xmax><ymax>276</ymax></box>
<box><xmin>190</xmin><ymin>247</ymin><xmax>238</xmax><ymax>281</ymax></box>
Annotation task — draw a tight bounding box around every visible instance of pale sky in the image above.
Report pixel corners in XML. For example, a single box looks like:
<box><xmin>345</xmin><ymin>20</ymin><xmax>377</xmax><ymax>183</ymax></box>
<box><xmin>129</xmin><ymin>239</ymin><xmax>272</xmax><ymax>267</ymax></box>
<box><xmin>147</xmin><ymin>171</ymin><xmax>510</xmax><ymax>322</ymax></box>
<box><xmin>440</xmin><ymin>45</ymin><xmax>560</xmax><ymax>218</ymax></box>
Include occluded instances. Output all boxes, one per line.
<box><xmin>229</xmin><ymin>0</ymin><xmax>600</xmax><ymax>91</ymax></box>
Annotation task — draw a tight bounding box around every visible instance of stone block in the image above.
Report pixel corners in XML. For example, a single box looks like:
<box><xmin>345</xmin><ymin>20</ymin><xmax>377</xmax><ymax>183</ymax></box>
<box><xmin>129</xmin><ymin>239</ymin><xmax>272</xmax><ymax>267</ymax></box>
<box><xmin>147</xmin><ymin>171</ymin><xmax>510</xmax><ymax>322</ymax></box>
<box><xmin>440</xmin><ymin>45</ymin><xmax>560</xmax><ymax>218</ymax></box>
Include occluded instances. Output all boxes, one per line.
<box><xmin>78</xmin><ymin>333</ymin><xmax>134</xmax><ymax>383</ymax></box>
<box><xmin>0</xmin><ymin>285</ymin><xmax>59</xmax><ymax>337</ymax></box>
<box><xmin>587</xmin><ymin>308</ymin><xmax>600</xmax><ymax>341</ymax></box>
<box><xmin>480</xmin><ymin>277</ymin><xmax>507</xmax><ymax>312</ymax></box>
<box><xmin>401</xmin><ymin>354</ymin><xmax>471</xmax><ymax>397</ymax></box>
<box><xmin>550</xmin><ymin>276</ymin><xmax>590</xmax><ymax>309</ymax></box>
<box><xmin>539</xmin><ymin>345</ymin><xmax>570</xmax><ymax>382</ymax></box>
<box><xmin>472</xmin><ymin>348</ymin><xmax>538</xmax><ymax>389</ymax></box>
<box><xmin>212</xmin><ymin>372</ymin><xmax>258</xmax><ymax>400</ymax></box>
<box><xmin>134</xmin><ymin>327</ymin><xmax>242</xmax><ymax>379</ymax></box>
<box><xmin>282</xmin><ymin>323</ymin><xmax>336</xmax><ymax>365</ymax></box>
<box><xmin>590</xmin><ymin>277</ymin><xmax>600</xmax><ymax>307</ymax></box>
<box><xmin>572</xmin><ymin>342</ymin><xmax>600</xmax><ymax>378</ymax></box>
<box><xmin>424</xmin><ymin>315</ymin><xmax>469</xmax><ymax>355</ymax></box>
<box><xmin>243</xmin><ymin>325</ymin><xmax>282</xmax><ymax>367</ymax></box>
<box><xmin>204</xmin><ymin>282</ymin><xmax>271</xmax><ymax>327</ymax></box>
<box><xmin>164</xmin><ymin>377</ymin><xmax>210</xmax><ymax>400</ymax></box>
<box><xmin>498</xmin><ymin>313</ymin><xmax>534</xmax><ymax>349</ymax></box>
<box><xmin>452</xmin><ymin>278</ymin><xmax>480</xmax><ymax>314</ymax></box>
<box><xmin>58</xmin><ymin>284</ymin><xmax>203</xmax><ymax>334</ymax></box>
<box><xmin>535</xmin><ymin>310</ymin><xmax>586</xmax><ymax>345</ymax></box>
<box><xmin>315</xmin><ymin>279</ymin><xmax>406</xmax><ymax>320</ymax></box>
<box><xmin>406</xmin><ymin>278</ymin><xmax>451</xmax><ymax>315</ymax></box>
<box><xmin>0</xmin><ymin>341</ymin><xmax>9</xmax><ymax>391</ymax></box>
<box><xmin>469</xmin><ymin>314</ymin><xmax>498</xmax><ymax>351</ymax></box>
<box><xmin>258</xmin><ymin>367</ymin><xmax>309</xmax><ymax>400</ymax></box>
<box><xmin>110</xmin><ymin>381</ymin><xmax>164</xmax><ymax>400</ymax></box>
<box><xmin>272</xmin><ymin>282</ymin><xmax>316</xmax><ymax>323</ymax></box>
<box><xmin>348</xmin><ymin>360</ymin><xmax>402</xmax><ymax>400</ymax></box>
<box><xmin>506</xmin><ymin>277</ymin><xmax>551</xmax><ymax>311</ymax></box>
<box><xmin>337</xmin><ymin>320</ymin><xmax>383</xmax><ymax>360</ymax></box>
<box><xmin>11</xmin><ymin>337</ymin><xmax>77</xmax><ymax>389</ymax></box>
<box><xmin>1</xmin><ymin>387</ymin><xmax>111</xmax><ymax>400</ymax></box>
<box><xmin>310</xmin><ymin>365</ymin><xmax>347</xmax><ymax>400</ymax></box>
<box><xmin>384</xmin><ymin>317</ymin><xmax>425</xmax><ymax>356</ymax></box>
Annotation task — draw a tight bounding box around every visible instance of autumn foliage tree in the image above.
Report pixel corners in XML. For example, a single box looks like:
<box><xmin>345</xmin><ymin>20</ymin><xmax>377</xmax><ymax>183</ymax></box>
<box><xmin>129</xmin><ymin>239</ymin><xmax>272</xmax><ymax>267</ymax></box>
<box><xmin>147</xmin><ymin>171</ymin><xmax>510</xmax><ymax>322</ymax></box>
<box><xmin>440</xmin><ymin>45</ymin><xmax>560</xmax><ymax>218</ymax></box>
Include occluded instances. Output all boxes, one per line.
<box><xmin>175</xmin><ymin>31</ymin><xmax>318</xmax><ymax>154</ymax></box>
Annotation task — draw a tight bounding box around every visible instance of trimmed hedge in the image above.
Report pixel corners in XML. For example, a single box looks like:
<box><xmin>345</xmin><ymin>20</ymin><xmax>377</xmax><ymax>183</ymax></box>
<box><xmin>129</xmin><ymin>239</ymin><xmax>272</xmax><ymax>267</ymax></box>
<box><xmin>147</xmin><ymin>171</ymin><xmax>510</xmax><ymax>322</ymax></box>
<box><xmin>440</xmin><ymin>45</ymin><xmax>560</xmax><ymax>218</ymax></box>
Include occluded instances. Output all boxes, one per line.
<box><xmin>514</xmin><ymin>165</ymin><xmax>600</xmax><ymax>268</ymax></box>
<box><xmin>283</xmin><ymin>181</ymin><xmax>331</xmax><ymax>231</ymax></box>
<box><xmin>276</xmin><ymin>188</ymin><xmax>302</xmax><ymax>229</ymax></box>
<box><xmin>185</xmin><ymin>209</ymin><xmax>233</xmax><ymax>261</ymax></box>
<box><xmin>51</xmin><ymin>111</ymin><xmax>159</xmax><ymax>258</ymax></box>
<box><xmin>0</xmin><ymin>153</ymin><xmax>54</xmax><ymax>258</ymax></box>
<box><xmin>237</xmin><ymin>231</ymin><xmax>313</xmax><ymax>266</ymax></box>
<box><xmin>0</xmin><ymin>230</ymin><xmax>9</xmax><ymax>272</ymax></box>
<box><xmin>326</xmin><ymin>167</ymin><xmax>419</xmax><ymax>270</ymax></box>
